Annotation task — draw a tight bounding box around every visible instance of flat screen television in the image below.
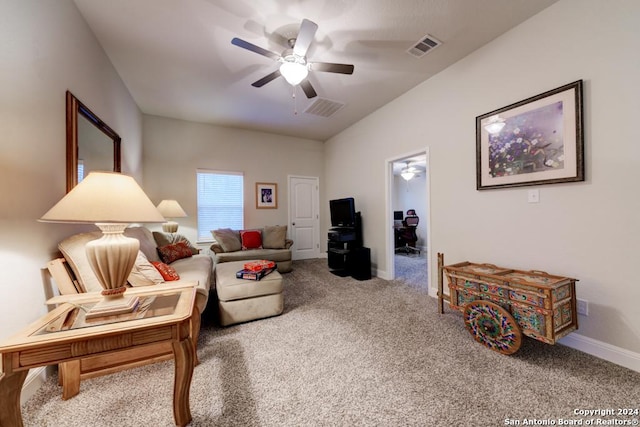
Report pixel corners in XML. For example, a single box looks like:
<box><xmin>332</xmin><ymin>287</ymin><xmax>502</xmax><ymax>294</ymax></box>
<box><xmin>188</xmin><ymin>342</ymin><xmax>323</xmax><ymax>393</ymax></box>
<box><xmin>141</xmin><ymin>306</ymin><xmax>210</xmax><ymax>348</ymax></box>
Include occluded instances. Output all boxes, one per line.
<box><xmin>330</xmin><ymin>197</ymin><xmax>356</xmax><ymax>227</ymax></box>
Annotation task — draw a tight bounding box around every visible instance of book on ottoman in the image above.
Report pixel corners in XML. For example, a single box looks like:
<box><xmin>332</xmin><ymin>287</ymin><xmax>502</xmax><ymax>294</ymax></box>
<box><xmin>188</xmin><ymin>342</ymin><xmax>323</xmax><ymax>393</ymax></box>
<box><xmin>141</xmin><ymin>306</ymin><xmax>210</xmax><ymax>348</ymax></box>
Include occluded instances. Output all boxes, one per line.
<box><xmin>236</xmin><ymin>266</ymin><xmax>276</xmax><ymax>281</ymax></box>
<box><xmin>243</xmin><ymin>260</ymin><xmax>276</xmax><ymax>272</ymax></box>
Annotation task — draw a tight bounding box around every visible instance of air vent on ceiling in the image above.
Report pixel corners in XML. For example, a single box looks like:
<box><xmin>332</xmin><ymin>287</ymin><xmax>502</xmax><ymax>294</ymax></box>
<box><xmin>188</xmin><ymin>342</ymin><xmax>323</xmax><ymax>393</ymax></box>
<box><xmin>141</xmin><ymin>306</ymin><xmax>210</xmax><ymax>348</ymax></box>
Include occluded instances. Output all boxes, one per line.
<box><xmin>304</xmin><ymin>98</ymin><xmax>345</xmax><ymax>118</ymax></box>
<box><xmin>407</xmin><ymin>34</ymin><xmax>441</xmax><ymax>58</ymax></box>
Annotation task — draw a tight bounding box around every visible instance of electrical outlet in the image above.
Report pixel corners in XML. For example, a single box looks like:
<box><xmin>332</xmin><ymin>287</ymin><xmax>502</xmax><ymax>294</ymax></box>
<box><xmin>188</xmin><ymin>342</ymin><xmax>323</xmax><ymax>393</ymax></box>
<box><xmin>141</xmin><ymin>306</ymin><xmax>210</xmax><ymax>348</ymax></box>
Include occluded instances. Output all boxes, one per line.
<box><xmin>527</xmin><ymin>189</ymin><xmax>540</xmax><ymax>203</ymax></box>
<box><xmin>577</xmin><ymin>298</ymin><xmax>589</xmax><ymax>316</ymax></box>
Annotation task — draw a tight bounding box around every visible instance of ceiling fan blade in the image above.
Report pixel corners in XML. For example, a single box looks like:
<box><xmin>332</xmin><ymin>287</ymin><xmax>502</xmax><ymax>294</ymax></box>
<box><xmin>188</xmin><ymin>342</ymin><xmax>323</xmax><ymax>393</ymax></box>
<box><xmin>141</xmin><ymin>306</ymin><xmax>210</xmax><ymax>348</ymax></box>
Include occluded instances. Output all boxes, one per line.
<box><xmin>251</xmin><ymin>70</ymin><xmax>282</xmax><ymax>87</ymax></box>
<box><xmin>299</xmin><ymin>79</ymin><xmax>317</xmax><ymax>99</ymax></box>
<box><xmin>293</xmin><ymin>19</ymin><xmax>318</xmax><ymax>57</ymax></box>
<box><xmin>310</xmin><ymin>62</ymin><xmax>354</xmax><ymax>74</ymax></box>
<box><xmin>232</xmin><ymin>37</ymin><xmax>280</xmax><ymax>61</ymax></box>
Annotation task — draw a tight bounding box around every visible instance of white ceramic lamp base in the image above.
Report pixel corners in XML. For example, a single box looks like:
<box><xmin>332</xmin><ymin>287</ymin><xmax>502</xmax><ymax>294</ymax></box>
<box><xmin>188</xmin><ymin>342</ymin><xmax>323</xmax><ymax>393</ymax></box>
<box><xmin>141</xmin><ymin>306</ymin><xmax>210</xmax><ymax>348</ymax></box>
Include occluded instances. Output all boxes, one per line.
<box><xmin>162</xmin><ymin>221</ymin><xmax>179</xmax><ymax>233</ymax></box>
<box><xmin>85</xmin><ymin>223</ymin><xmax>139</xmax><ymax>297</ymax></box>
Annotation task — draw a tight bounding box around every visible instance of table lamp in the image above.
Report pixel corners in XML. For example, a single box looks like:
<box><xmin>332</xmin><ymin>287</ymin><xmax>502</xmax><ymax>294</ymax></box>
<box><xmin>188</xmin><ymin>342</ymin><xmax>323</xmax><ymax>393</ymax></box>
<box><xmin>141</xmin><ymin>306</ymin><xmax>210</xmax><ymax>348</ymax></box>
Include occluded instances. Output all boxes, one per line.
<box><xmin>156</xmin><ymin>199</ymin><xmax>187</xmax><ymax>233</ymax></box>
<box><xmin>40</xmin><ymin>172</ymin><xmax>165</xmax><ymax>316</ymax></box>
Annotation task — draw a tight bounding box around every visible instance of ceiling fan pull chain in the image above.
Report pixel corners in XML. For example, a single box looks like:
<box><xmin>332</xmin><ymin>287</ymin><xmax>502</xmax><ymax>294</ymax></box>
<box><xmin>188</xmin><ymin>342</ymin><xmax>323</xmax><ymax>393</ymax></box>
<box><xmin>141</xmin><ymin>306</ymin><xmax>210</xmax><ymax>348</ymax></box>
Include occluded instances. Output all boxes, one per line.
<box><xmin>292</xmin><ymin>85</ymin><xmax>298</xmax><ymax>115</ymax></box>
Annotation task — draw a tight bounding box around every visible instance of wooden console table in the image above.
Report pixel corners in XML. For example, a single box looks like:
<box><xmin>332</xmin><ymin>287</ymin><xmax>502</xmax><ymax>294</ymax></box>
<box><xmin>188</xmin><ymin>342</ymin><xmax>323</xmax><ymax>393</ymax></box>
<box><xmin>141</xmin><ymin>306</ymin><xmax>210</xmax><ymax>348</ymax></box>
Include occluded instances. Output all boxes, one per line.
<box><xmin>0</xmin><ymin>283</ymin><xmax>197</xmax><ymax>427</ymax></box>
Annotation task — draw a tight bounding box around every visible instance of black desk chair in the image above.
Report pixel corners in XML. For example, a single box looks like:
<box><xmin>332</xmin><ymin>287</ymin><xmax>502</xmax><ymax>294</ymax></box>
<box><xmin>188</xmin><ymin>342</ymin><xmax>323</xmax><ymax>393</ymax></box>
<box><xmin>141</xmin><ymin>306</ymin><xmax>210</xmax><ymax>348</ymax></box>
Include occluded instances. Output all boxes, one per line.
<box><xmin>395</xmin><ymin>209</ymin><xmax>420</xmax><ymax>254</ymax></box>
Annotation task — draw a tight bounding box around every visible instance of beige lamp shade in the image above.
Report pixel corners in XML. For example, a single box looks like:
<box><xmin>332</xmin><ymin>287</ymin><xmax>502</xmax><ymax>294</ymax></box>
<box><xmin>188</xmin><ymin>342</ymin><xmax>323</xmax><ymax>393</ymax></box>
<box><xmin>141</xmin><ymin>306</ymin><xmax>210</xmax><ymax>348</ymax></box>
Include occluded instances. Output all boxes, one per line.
<box><xmin>156</xmin><ymin>199</ymin><xmax>187</xmax><ymax>233</ymax></box>
<box><xmin>40</xmin><ymin>172</ymin><xmax>165</xmax><ymax>224</ymax></box>
<box><xmin>40</xmin><ymin>172</ymin><xmax>164</xmax><ymax>305</ymax></box>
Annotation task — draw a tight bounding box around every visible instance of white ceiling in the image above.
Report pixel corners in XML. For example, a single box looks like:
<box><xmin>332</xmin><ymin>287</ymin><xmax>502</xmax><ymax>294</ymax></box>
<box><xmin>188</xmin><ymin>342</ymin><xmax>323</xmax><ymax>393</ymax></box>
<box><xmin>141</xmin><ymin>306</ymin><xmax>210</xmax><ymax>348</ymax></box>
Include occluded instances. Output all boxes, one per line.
<box><xmin>73</xmin><ymin>0</ymin><xmax>558</xmax><ymax>141</ymax></box>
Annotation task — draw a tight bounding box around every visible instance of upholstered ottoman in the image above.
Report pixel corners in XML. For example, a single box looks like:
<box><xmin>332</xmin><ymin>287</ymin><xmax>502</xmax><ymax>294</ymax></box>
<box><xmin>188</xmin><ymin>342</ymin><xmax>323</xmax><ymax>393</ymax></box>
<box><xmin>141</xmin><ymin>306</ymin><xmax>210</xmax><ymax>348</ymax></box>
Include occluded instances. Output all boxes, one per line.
<box><xmin>215</xmin><ymin>260</ymin><xmax>284</xmax><ymax>326</ymax></box>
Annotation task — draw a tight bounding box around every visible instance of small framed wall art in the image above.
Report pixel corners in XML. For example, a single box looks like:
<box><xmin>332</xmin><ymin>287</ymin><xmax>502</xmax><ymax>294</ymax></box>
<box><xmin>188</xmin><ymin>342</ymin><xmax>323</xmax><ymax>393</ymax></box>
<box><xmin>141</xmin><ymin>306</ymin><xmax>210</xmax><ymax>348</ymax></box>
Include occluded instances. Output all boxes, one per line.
<box><xmin>476</xmin><ymin>80</ymin><xmax>584</xmax><ymax>190</ymax></box>
<box><xmin>256</xmin><ymin>182</ymin><xmax>277</xmax><ymax>209</ymax></box>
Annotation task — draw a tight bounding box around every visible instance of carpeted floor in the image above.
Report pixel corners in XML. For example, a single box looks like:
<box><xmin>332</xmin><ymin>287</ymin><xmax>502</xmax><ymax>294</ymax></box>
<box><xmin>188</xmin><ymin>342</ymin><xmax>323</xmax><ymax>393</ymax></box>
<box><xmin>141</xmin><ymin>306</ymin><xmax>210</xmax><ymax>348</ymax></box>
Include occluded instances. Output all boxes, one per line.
<box><xmin>21</xmin><ymin>258</ymin><xmax>640</xmax><ymax>426</ymax></box>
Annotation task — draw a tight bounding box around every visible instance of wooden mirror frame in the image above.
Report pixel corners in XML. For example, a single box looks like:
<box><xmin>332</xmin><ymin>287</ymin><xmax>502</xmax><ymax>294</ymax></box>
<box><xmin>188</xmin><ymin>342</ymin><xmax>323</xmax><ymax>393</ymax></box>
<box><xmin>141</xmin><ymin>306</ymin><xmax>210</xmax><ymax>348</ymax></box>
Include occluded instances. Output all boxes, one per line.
<box><xmin>66</xmin><ymin>90</ymin><xmax>121</xmax><ymax>192</ymax></box>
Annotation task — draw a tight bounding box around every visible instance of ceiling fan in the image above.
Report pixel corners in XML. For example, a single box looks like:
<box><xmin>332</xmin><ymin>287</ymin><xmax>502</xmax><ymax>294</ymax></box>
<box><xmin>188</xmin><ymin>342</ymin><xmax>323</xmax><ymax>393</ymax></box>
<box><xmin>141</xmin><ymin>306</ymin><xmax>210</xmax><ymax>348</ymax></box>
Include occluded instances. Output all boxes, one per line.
<box><xmin>400</xmin><ymin>162</ymin><xmax>424</xmax><ymax>181</ymax></box>
<box><xmin>231</xmin><ymin>19</ymin><xmax>354</xmax><ymax>99</ymax></box>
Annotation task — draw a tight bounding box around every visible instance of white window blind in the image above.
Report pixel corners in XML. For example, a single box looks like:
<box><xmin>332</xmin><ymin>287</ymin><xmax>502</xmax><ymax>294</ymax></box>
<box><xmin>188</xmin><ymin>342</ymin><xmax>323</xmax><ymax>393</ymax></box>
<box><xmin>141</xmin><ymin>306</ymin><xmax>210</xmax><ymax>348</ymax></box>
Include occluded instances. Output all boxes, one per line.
<box><xmin>196</xmin><ymin>169</ymin><xmax>244</xmax><ymax>241</ymax></box>
<box><xmin>77</xmin><ymin>160</ymin><xmax>85</xmax><ymax>183</ymax></box>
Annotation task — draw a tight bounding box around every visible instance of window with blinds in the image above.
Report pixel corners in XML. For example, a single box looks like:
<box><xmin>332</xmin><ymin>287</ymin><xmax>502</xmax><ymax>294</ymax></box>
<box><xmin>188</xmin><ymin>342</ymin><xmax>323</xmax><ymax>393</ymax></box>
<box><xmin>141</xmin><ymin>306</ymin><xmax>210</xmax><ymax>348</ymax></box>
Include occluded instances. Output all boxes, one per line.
<box><xmin>196</xmin><ymin>169</ymin><xmax>244</xmax><ymax>241</ymax></box>
<box><xmin>78</xmin><ymin>160</ymin><xmax>85</xmax><ymax>183</ymax></box>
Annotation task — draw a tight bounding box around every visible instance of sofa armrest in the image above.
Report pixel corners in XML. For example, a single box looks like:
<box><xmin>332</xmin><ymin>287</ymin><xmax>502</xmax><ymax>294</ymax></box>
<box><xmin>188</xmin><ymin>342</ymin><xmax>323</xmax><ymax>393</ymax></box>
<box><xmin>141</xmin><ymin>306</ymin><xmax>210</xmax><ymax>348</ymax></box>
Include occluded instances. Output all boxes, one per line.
<box><xmin>285</xmin><ymin>239</ymin><xmax>294</xmax><ymax>249</ymax></box>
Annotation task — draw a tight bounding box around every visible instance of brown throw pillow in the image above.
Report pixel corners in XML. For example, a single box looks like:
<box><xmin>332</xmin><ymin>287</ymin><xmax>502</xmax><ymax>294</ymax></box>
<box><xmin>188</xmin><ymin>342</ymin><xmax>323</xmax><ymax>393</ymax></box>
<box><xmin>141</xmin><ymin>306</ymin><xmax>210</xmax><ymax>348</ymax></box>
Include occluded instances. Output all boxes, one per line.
<box><xmin>263</xmin><ymin>225</ymin><xmax>287</xmax><ymax>249</ymax></box>
<box><xmin>152</xmin><ymin>231</ymin><xmax>199</xmax><ymax>255</ymax></box>
<box><xmin>211</xmin><ymin>228</ymin><xmax>242</xmax><ymax>252</ymax></box>
<box><xmin>157</xmin><ymin>241</ymin><xmax>193</xmax><ymax>264</ymax></box>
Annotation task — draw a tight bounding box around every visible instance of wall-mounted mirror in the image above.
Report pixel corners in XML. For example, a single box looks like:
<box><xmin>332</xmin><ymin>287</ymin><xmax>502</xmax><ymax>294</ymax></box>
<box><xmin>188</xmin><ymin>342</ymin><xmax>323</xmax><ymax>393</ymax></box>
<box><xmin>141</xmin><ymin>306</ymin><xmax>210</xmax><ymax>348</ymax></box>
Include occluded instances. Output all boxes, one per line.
<box><xmin>66</xmin><ymin>91</ymin><xmax>121</xmax><ymax>192</ymax></box>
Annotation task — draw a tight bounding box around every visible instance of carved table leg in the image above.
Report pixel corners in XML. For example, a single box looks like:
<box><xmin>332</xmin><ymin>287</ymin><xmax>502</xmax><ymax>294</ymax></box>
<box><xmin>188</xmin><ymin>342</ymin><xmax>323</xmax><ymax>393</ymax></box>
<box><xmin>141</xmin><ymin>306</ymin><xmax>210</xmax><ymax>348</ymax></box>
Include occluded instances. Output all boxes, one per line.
<box><xmin>190</xmin><ymin>308</ymin><xmax>201</xmax><ymax>366</ymax></box>
<box><xmin>172</xmin><ymin>328</ymin><xmax>194</xmax><ymax>426</ymax></box>
<box><xmin>59</xmin><ymin>360</ymin><xmax>81</xmax><ymax>400</ymax></box>
<box><xmin>0</xmin><ymin>369</ymin><xmax>28</xmax><ymax>427</ymax></box>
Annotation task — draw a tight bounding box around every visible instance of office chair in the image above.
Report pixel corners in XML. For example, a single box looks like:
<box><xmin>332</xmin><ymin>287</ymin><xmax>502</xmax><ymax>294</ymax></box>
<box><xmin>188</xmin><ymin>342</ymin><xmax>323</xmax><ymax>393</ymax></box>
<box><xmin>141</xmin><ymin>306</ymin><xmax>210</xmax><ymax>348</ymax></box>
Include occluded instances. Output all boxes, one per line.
<box><xmin>395</xmin><ymin>209</ymin><xmax>420</xmax><ymax>254</ymax></box>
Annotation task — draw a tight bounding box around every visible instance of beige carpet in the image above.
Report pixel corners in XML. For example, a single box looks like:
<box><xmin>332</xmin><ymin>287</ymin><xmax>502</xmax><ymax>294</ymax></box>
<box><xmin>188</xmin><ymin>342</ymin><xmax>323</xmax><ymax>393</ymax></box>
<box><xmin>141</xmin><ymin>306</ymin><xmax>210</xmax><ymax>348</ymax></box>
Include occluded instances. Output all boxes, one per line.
<box><xmin>21</xmin><ymin>258</ymin><xmax>640</xmax><ymax>426</ymax></box>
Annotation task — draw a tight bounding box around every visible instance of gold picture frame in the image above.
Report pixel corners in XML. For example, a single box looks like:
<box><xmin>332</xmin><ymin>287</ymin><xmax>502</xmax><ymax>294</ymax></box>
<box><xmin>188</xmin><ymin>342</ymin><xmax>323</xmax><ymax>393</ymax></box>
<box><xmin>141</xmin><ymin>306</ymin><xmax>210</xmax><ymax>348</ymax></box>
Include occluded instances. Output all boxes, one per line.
<box><xmin>256</xmin><ymin>182</ymin><xmax>277</xmax><ymax>209</ymax></box>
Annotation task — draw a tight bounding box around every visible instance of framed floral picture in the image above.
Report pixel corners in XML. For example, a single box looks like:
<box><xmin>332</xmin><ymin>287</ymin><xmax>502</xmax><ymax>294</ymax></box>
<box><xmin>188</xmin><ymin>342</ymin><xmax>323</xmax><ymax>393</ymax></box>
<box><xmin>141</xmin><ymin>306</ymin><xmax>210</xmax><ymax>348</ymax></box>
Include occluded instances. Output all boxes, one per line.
<box><xmin>256</xmin><ymin>182</ymin><xmax>277</xmax><ymax>209</ymax></box>
<box><xmin>476</xmin><ymin>80</ymin><xmax>584</xmax><ymax>190</ymax></box>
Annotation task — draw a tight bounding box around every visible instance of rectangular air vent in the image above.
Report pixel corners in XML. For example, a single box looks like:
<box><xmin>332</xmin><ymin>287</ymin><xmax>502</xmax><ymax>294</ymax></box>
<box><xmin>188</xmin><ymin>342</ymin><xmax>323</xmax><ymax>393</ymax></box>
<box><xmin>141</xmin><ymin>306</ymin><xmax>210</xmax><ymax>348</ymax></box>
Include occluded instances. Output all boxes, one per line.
<box><xmin>407</xmin><ymin>34</ymin><xmax>441</xmax><ymax>58</ymax></box>
<box><xmin>304</xmin><ymin>98</ymin><xmax>345</xmax><ymax>118</ymax></box>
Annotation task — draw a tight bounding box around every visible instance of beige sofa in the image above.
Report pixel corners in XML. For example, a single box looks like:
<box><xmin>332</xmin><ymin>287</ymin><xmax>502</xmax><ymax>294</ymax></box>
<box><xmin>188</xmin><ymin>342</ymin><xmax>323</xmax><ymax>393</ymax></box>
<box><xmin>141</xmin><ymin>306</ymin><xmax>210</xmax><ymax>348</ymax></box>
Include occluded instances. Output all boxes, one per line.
<box><xmin>56</xmin><ymin>226</ymin><xmax>213</xmax><ymax>313</ymax></box>
<box><xmin>210</xmin><ymin>226</ymin><xmax>293</xmax><ymax>273</ymax></box>
<box><xmin>47</xmin><ymin>226</ymin><xmax>213</xmax><ymax>399</ymax></box>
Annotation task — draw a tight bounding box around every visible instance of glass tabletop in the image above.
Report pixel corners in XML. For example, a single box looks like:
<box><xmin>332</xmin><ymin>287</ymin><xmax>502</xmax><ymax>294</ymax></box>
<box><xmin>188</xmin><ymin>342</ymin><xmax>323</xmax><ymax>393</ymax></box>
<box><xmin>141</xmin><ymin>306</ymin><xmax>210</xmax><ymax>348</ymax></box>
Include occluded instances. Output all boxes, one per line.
<box><xmin>37</xmin><ymin>292</ymin><xmax>182</xmax><ymax>336</ymax></box>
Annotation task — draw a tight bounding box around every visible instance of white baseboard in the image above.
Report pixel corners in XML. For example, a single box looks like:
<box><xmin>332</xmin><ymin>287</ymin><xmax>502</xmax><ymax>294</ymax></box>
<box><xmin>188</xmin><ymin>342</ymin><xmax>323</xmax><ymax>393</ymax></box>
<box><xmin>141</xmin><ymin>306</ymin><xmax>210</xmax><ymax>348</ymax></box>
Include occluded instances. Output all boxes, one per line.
<box><xmin>20</xmin><ymin>366</ymin><xmax>52</xmax><ymax>405</ymax></box>
<box><xmin>376</xmin><ymin>269</ymin><xmax>389</xmax><ymax>280</ymax></box>
<box><xmin>559</xmin><ymin>333</ymin><xmax>640</xmax><ymax>373</ymax></box>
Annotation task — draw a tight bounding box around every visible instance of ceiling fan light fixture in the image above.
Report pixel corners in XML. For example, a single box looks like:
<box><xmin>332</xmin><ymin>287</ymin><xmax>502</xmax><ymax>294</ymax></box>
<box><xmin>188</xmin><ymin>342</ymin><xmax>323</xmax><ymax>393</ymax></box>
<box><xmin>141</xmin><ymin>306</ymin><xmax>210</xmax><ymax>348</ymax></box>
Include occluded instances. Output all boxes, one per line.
<box><xmin>232</xmin><ymin>19</ymin><xmax>352</xmax><ymax>98</ymax></box>
<box><xmin>400</xmin><ymin>161</ymin><xmax>421</xmax><ymax>180</ymax></box>
<box><xmin>279</xmin><ymin>55</ymin><xmax>308</xmax><ymax>86</ymax></box>
<box><xmin>401</xmin><ymin>171</ymin><xmax>415</xmax><ymax>181</ymax></box>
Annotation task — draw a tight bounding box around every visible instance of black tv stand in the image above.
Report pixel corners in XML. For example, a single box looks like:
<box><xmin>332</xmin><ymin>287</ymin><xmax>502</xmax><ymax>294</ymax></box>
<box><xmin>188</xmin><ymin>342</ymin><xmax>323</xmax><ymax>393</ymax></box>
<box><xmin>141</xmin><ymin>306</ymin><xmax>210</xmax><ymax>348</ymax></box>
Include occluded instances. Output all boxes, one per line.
<box><xmin>327</xmin><ymin>212</ymin><xmax>371</xmax><ymax>280</ymax></box>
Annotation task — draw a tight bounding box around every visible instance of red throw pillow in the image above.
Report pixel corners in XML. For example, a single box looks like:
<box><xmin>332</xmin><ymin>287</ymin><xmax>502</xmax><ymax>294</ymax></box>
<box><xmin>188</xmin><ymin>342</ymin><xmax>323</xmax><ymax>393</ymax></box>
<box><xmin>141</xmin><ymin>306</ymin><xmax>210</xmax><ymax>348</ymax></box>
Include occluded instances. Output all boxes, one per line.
<box><xmin>240</xmin><ymin>230</ymin><xmax>263</xmax><ymax>250</ymax></box>
<box><xmin>157</xmin><ymin>241</ymin><xmax>193</xmax><ymax>264</ymax></box>
<box><xmin>151</xmin><ymin>261</ymin><xmax>180</xmax><ymax>281</ymax></box>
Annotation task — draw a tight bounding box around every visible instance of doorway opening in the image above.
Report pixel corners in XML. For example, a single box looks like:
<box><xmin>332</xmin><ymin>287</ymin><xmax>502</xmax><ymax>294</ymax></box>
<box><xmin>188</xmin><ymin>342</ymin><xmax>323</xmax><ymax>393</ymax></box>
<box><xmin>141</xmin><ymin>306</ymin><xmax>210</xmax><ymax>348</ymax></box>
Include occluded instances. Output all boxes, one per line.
<box><xmin>385</xmin><ymin>149</ymin><xmax>431</xmax><ymax>292</ymax></box>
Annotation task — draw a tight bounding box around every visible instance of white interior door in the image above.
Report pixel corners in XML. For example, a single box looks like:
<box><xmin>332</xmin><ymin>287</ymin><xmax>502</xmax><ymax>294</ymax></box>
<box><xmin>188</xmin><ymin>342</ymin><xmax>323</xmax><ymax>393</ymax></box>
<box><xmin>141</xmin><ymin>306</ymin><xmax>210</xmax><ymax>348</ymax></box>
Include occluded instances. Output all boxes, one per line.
<box><xmin>289</xmin><ymin>176</ymin><xmax>320</xmax><ymax>260</ymax></box>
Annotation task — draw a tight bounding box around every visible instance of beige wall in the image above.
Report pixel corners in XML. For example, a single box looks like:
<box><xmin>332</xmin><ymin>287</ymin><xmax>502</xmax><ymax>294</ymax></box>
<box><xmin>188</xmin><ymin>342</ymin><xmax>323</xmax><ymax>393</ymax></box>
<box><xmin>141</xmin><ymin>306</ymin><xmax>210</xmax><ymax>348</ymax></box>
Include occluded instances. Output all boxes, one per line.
<box><xmin>141</xmin><ymin>115</ymin><xmax>324</xmax><ymax>247</ymax></box>
<box><xmin>0</xmin><ymin>0</ymin><xmax>142</xmax><ymax>341</ymax></box>
<box><xmin>325</xmin><ymin>0</ymin><xmax>640</xmax><ymax>359</ymax></box>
